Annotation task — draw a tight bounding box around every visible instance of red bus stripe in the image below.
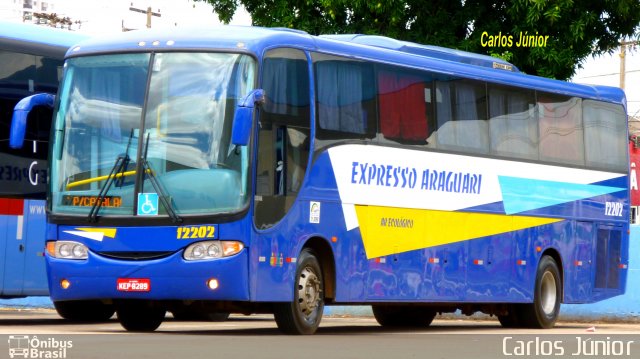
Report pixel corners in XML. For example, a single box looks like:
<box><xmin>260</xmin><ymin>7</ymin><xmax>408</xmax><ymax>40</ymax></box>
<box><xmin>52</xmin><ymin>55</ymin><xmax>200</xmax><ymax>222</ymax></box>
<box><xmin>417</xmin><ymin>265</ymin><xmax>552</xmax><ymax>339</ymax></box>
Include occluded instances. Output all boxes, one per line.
<box><xmin>0</xmin><ymin>198</ymin><xmax>25</xmax><ymax>215</ymax></box>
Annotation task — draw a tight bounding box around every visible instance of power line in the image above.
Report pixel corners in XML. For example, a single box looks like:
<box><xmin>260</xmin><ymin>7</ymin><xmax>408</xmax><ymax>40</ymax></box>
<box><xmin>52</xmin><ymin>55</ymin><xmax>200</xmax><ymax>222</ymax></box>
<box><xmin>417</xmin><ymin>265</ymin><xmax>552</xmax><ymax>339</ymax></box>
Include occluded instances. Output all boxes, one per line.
<box><xmin>576</xmin><ymin>69</ymin><xmax>640</xmax><ymax>79</ymax></box>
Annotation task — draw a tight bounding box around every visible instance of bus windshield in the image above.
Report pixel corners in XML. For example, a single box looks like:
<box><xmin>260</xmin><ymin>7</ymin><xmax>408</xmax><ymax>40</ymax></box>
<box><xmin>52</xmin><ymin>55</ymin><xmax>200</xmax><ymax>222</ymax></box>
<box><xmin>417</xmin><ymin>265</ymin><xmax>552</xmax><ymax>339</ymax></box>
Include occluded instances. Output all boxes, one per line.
<box><xmin>50</xmin><ymin>52</ymin><xmax>256</xmax><ymax>217</ymax></box>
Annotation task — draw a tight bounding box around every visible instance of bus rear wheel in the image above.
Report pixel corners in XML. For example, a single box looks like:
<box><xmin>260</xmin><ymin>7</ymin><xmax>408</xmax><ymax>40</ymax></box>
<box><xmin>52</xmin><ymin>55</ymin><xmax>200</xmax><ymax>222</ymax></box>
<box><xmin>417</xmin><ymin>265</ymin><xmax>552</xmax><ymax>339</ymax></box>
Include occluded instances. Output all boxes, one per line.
<box><xmin>116</xmin><ymin>301</ymin><xmax>166</xmax><ymax>332</ymax></box>
<box><xmin>54</xmin><ymin>300</ymin><xmax>114</xmax><ymax>322</ymax></box>
<box><xmin>273</xmin><ymin>249</ymin><xmax>324</xmax><ymax>335</ymax></box>
<box><xmin>519</xmin><ymin>256</ymin><xmax>562</xmax><ymax>328</ymax></box>
<box><xmin>372</xmin><ymin>305</ymin><xmax>436</xmax><ymax>327</ymax></box>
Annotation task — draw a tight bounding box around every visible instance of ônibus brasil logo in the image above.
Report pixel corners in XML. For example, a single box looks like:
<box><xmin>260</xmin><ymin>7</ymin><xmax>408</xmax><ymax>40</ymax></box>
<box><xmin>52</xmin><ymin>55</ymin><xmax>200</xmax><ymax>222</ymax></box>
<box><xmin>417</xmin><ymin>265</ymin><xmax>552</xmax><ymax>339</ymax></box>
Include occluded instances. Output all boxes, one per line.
<box><xmin>8</xmin><ymin>335</ymin><xmax>72</xmax><ymax>358</ymax></box>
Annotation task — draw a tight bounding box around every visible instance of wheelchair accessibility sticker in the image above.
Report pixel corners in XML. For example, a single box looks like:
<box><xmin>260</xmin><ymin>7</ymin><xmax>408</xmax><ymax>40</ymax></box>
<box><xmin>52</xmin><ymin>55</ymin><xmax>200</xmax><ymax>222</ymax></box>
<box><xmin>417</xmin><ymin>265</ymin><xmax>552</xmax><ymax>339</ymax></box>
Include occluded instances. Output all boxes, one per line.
<box><xmin>137</xmin><ymin>193</ymin><xmax>159</xmax><ymax>216</ymax></box>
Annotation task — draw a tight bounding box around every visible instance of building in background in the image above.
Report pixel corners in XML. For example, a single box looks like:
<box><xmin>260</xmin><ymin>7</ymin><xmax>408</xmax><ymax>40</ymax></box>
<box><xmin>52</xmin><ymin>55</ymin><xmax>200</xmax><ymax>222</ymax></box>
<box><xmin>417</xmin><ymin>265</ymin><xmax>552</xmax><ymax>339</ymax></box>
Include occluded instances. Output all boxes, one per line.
<box><xmin>1</xmin><ymin>0</ymin><xmax>251</xmax><ymax>34</ymax></box>
<box><xmin>0</xmin><ymin>0</ymin><xmax>58</xmax><ymax>24</ymax></box>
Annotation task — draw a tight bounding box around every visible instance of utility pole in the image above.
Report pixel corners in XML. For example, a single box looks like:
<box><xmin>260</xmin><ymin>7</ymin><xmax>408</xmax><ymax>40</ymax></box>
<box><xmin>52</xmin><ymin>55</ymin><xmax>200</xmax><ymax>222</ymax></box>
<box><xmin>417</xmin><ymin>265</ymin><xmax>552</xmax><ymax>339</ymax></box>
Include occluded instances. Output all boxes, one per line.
<box><xmin>620</xmin><ymin>40</ymin><xmax>638</xmax><ymax>90</ymax></box>
<box><xmin>129</xmin><ymin>5</ymin><xmax>161</xmax><ymax>29</ymax></box>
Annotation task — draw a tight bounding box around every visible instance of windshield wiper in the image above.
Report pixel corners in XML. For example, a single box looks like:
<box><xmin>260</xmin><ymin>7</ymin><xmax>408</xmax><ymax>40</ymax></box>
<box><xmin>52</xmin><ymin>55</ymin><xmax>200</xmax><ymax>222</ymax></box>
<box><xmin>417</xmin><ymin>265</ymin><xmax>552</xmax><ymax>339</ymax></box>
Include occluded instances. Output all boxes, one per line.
<box><xmin>140</xmin><ymin>133</ymin><xmax>182</xmax><ymax>223</ymax></box>
<box><xmin>88</xmin><ymin>129</ymin><xmax>134</xmax><ymax>222</ymax></box>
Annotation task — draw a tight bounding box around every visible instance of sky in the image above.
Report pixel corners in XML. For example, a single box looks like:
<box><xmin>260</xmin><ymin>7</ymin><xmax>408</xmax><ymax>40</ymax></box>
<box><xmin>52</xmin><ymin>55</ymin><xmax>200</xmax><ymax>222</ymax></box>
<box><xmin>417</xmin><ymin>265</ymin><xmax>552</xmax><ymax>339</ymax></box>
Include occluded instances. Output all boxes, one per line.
<box><xmin>571</xmin><ymin>47</ymin><xmax>640</xmax><ymax>119</ymax></box>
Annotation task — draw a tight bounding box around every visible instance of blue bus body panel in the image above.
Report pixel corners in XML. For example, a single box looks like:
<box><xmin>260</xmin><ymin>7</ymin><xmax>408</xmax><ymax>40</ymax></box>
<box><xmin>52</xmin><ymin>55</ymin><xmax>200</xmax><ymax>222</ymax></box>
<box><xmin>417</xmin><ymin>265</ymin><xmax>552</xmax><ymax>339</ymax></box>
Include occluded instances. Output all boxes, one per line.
<box><xmin>0</xmin><ymin>21</ymin><xmax>87</xmax><ymax>48</ymax></box>
<box><xmin>0</xmin><ymin>21</ymin><xmax>87</xmax><ymax>58</ymax></box>
<box><xmin>284</xmin><ymin>147</ymin><xmax>627</xmax><ymax>304</ymax></box>
<box><xmin>49</xmin><ymin>219</ymin><xmax>252</xmax><ymax>301</ymax></box>
<box><xmin>47</xmin><ymin>250</ymin><xmax>249</xmax><ymax>301</ymax></box>
<box><xmin>0</xmin><ymin>200</ymin><xmax>48</xmax><ymax>297</ymax></box>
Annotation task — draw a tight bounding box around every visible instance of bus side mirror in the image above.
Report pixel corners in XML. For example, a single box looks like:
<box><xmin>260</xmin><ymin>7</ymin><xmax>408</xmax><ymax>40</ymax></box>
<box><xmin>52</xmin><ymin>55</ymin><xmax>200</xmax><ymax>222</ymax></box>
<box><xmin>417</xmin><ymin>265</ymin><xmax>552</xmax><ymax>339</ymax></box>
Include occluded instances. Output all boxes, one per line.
<box><xmin>231</xmin><ymin>89</ymin><xmax>264</xmax><ymax>146</ymax></box>
<box><xmin>10</xmin><ymin>93</ymin><xmax>55</xmax><ymax>149</ymax></box>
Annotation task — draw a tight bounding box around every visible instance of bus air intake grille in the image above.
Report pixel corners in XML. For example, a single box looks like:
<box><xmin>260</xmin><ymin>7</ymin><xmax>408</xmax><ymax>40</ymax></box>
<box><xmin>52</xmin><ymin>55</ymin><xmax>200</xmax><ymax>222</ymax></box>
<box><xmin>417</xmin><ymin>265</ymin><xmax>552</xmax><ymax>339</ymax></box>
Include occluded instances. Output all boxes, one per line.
<box><xmin>97</xmin><ymin>251</ymin><xmax>174</xmax><ymax>261</ymax></box>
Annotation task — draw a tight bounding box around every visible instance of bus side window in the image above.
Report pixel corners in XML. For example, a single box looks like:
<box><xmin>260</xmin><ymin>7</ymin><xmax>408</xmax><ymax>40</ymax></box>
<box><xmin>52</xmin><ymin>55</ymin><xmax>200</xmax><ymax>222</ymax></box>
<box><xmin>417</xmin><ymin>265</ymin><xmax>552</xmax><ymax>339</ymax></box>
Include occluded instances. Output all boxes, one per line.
<box><xmin>538</xmin><ymin>94</ymin><xmax>584</xmax><ymax>166</ymax></box>
<box><xmin>255</xmin><ymin>48</ymin><xmax>311</xmax><ymax>229</ymax></box>
<box><xmin>312</xmin><ymin>53</ymin><xmax>376</xmax><ymax>150</ymax></box>
<box><xmin>434</xmin><ymin>79</ymin><xmax>488</xmax><ymax>154</ymax></box>
<box><xmin>488</xmin><ymin>85</ymin><xmax>537</xmax><ymax>161</ymax></box>
<box><xmin>376</xmin><ymin>66</ymin><xmax>432</xmax><ymax>145</ymax></box>
<box><xmin>583</xmin><ymin>100</ymin><xmax>627</xmax><ymax>171</ymax></box>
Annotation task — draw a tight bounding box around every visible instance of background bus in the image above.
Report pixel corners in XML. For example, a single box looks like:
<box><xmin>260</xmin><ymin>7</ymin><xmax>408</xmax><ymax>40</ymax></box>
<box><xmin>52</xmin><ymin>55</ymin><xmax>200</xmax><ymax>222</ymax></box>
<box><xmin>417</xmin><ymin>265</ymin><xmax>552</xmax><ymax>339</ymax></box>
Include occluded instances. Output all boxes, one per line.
<box><xmin>0</xmin><ymin>21</ymin><xmax>86</xmax><ymax>300</ymax></box>
<box><xmin>13</xmin><ymin>26</ymin><xmax>629</xmax><ymax>334</ymax></box>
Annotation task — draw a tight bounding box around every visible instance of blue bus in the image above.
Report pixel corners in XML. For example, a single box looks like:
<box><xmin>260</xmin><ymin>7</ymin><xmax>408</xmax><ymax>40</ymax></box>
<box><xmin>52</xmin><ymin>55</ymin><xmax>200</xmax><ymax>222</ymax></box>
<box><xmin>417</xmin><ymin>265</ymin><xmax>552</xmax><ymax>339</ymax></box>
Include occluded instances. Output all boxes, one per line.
<box><xmin>12</xmin><ymin>26</ymin><xmax>629</xmax><ymax>334</ymax></box>
<box><xmin>0</xmin><ymin>21</ymin><xmax>92</xmax><ymax>315</ymax></box>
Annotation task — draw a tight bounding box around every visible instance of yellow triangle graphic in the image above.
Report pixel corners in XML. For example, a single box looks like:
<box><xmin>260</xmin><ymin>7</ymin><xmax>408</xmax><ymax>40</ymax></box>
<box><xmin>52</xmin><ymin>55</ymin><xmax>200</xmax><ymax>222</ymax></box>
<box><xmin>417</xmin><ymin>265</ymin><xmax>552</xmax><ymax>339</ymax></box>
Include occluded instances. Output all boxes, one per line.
<box><xmin>75</xmin><ymin>227</ymin><xmax>117</xmax><ymax>238</ymax></box>
<box><xmin>355</xmin><ymin>205</ymin><xmax>563</xmax><ymax>259</ymax></box>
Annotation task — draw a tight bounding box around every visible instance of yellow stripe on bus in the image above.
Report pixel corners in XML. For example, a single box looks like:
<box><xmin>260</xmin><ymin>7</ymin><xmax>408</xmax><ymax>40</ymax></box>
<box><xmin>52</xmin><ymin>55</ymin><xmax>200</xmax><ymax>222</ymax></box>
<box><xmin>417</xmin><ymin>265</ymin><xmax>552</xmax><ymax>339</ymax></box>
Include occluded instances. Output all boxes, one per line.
<box><xmin>75</xmin><ymin>227</ymin><xmax>117</xmax><ymax>238</ymax></box>
<box><xmin>354</xmin><ymin>205</ymin><xmax>563</xmax><ymax>259</ymax></box>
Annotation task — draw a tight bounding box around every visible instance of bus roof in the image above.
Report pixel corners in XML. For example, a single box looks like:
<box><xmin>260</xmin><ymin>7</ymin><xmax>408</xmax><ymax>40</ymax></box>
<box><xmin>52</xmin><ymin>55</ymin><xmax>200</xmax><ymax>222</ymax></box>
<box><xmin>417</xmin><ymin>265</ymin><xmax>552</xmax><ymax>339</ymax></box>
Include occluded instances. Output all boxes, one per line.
<box><xmin>66</xmin><ymin>25</ymin><xmax>626</xmax><ymax>107</ymax></box>
<box><xmin>320</xmin><ymin>34</ymin><xmax>521</xmax><ymax>73</ymax></box>
<box><xmin>0</xmin><ymin>21</ymin><xmax>88</xmax><ymax>59</ymax></box>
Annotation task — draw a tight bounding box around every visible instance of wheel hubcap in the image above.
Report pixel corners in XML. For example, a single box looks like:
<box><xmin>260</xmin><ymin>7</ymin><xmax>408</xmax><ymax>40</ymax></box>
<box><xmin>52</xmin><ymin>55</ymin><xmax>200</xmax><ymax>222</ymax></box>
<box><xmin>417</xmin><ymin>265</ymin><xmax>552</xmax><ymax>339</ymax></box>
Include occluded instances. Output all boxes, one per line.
<box><xmin>540</xmin><ymin>271</ymin><xmax>557</xmax><ymax>315</ymax></box>
<box><xmin>297</xmin><ymin>266</ymin><xmax>321</xmax><ymax>318</ymax></box>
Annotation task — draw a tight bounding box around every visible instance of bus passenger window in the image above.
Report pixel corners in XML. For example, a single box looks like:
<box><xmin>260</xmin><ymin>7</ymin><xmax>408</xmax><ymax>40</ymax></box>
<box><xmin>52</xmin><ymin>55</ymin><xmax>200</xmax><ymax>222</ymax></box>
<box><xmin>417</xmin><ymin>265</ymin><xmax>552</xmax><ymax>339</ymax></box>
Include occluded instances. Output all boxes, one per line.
<box><xmin>376</xmin><ymin>67</ymin><xmax>432</xmax><ymax>145</ymax></box>
<box><xmin>538</xmin><ymin>94</ymin><xmax>584</xmax><ymax>166</ymax></box>
<box><xmin>488</xmin><ymin>85</ymin><xmax>537</xmax><ymax>160</ymax></box>
<box><xmin>583</xmin><ymin>100</ymin><xmax>627</xmax><ymax>172</ymax></box>
<box><xmin>312</xmin><ymin>53</ymin><xmax>376</xmax><ymax>149</ymax></box>
<box><xmin>434</xmin><ymin>79</ymin><xmax>488</xmax><ymax>154</ymax></box>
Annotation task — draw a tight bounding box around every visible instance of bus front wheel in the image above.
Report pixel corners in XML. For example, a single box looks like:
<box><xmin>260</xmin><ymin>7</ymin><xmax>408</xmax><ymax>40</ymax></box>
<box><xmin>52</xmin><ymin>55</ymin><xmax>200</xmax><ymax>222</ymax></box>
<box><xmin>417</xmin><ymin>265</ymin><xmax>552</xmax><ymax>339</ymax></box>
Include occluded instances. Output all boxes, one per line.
<box><xmin>273</xmin><ymin>249</ymin><xmax>324</xmax><ymax>335</ymax></box>
<box><xmin>116</xmin><ymin>301</ymin><xmax>166</xmax><ymax>332</ymax></box>
<box><xmin>54</xmin><ymin>300</ymin><xmax>114</xmax><ymax>322</ymax></box>
<box><xmin>520</xmin><ymin>255</ymin><xmax>562</xmax><ymax>328</ymax></box>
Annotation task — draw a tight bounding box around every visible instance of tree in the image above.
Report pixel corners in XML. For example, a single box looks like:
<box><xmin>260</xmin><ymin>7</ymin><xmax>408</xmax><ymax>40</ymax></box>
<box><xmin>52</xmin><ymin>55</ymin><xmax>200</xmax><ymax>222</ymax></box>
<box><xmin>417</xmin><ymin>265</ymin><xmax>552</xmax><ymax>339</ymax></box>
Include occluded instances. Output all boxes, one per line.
<box><xmin>33</xmin><ymin>13</ymin><xmax>75</xmax><ymax>30</ymax></box>
<box><xmin>196</xmin><ymin>0</ymin><xmax>640</xmax><ymax>79</ymax></box>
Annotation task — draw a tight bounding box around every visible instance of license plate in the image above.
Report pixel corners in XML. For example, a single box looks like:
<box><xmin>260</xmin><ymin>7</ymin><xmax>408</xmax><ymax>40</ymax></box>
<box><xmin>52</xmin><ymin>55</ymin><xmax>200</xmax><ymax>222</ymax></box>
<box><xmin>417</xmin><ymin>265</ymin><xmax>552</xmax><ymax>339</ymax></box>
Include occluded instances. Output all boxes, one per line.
<box><xmin>117</xmin><ymin>278</ymin><xmax>150</xmax><ymax>292</ymax></box>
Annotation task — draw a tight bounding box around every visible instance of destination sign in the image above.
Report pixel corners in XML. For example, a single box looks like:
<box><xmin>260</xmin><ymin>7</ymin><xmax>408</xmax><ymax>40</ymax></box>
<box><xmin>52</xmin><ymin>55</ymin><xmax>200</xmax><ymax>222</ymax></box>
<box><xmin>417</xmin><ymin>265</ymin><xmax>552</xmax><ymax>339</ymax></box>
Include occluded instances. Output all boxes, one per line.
<box><xmin>62</xmin><ymin>195</ymin><xmax>122</xmax><ymax>208</ymax></box>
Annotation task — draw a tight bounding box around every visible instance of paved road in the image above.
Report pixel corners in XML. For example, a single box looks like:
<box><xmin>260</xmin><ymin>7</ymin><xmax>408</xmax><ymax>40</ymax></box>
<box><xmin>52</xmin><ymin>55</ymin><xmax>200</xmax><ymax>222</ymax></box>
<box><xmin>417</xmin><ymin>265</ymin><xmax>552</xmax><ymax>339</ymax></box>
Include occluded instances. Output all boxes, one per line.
<box><xmin>1</xmin><ymin>309</ymin><xmax>639</xmax><ymax>359</ymax></box>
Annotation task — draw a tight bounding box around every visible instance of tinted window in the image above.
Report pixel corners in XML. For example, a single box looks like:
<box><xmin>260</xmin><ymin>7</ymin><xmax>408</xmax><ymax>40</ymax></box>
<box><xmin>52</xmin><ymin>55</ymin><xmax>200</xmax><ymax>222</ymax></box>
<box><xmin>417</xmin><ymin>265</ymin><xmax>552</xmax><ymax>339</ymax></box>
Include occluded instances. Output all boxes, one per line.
<box><xmin>434</xmin><ymin>79</ymin><xmax>488</xmax><ymax>154</ymax></box>
<box><xmin>0</xmin><ymin>50</ymin><xmax>36</xmax><ymax>99</ymax></box>
<box><xmin>35</xmin><ymin>55</ymin><xmax>63</xmax><ymax>94</ymax></box>
<box><xmin>583</xmin><ymin>100</ymin><xmax>627</xmax><ymax>171</ymax></box>
<box><xmin>0</xmin><ymin>51</ymin><xmax>56</xmax><ymax>199</ymax></box>
<box><xmin>376</xmin><ymin>65</ymin><xmax>433</xmax><ymax>145</ymax></box>
<box><xmin>488</xmin><ymin>85</ymin><xmax>537</xmax><ymax>160</ymax></box>
<box><xmin>313</xmin><ymin>53</ymin><xmax>376</xmax><ymax>148</ymax></box>
<box><xmin>538</xmin><ymin>94</ymin><xmax>584</xmax><ymax>166</ymax></box>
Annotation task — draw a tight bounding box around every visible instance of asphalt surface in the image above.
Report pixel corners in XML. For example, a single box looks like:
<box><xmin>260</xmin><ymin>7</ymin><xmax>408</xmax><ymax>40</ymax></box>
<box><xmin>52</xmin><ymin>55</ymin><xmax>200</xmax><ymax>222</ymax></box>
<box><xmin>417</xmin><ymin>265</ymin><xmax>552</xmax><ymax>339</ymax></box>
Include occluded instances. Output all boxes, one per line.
<box><xmin>1</xmin><ymin>309</ymin><xmax>639</xmax><ymax>359</ymax></box>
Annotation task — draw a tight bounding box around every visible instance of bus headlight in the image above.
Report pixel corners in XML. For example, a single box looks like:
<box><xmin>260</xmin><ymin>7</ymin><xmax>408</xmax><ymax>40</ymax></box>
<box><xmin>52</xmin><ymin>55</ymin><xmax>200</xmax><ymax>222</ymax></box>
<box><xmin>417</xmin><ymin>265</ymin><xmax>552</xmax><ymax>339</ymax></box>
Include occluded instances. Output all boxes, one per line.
<box><xmin>183</xmin><ymin>241</ymin><xmax>244</xmax><ymax>261</ymax></box>
<box><xmin>47</xmin><ymin>241</ymin><xmax>89</xmax><ymax>260</ymax></box>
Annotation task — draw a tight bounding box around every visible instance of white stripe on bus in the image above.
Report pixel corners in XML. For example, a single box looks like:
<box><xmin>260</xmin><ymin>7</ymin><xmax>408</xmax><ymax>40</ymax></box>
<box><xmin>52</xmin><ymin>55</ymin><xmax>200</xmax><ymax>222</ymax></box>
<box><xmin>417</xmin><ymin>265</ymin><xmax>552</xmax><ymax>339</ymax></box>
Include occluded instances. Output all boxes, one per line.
<box><xmin>16</xmin><ymin>215</ymin><xmax>23</xmax><ymax>240</ymax></box>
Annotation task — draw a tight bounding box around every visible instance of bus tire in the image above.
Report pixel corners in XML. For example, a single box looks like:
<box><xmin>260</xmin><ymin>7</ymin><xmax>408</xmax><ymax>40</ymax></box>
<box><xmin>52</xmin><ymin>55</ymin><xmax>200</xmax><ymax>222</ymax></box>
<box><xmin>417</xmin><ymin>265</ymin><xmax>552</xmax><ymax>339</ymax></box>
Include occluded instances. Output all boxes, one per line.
<box><xmin>116</xmin><ymin>301</ymin><xmax>166</xmax><ymax>332</ymax></box>
<box><xmin>273</xmin><ymin>249</ymin><xmax>324</xmax><ymax>335</ymax></box>
<box><xmin>54</xmin><ymin>300</ymin><xmax>114</xmax><ymax>322</ymax></box>
<box><xmin>372</xmin><ymin>305</ymin><xmax>436</xmax><ymax>327</ymax></box>
<box><xmin>520</xmin><ymin>256</ymin><xmax>561</xmax><ymax>329</ymax></box>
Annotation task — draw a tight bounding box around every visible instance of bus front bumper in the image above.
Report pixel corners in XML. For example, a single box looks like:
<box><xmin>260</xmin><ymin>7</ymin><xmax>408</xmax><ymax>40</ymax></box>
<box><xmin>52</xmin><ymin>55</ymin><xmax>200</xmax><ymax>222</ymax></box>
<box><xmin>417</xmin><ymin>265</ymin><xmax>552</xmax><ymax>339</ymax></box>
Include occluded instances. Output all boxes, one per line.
<box><xmin>46</xmin><ymin>249</ymin><xmax>249</xmax><ymax>302</ymax></box>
